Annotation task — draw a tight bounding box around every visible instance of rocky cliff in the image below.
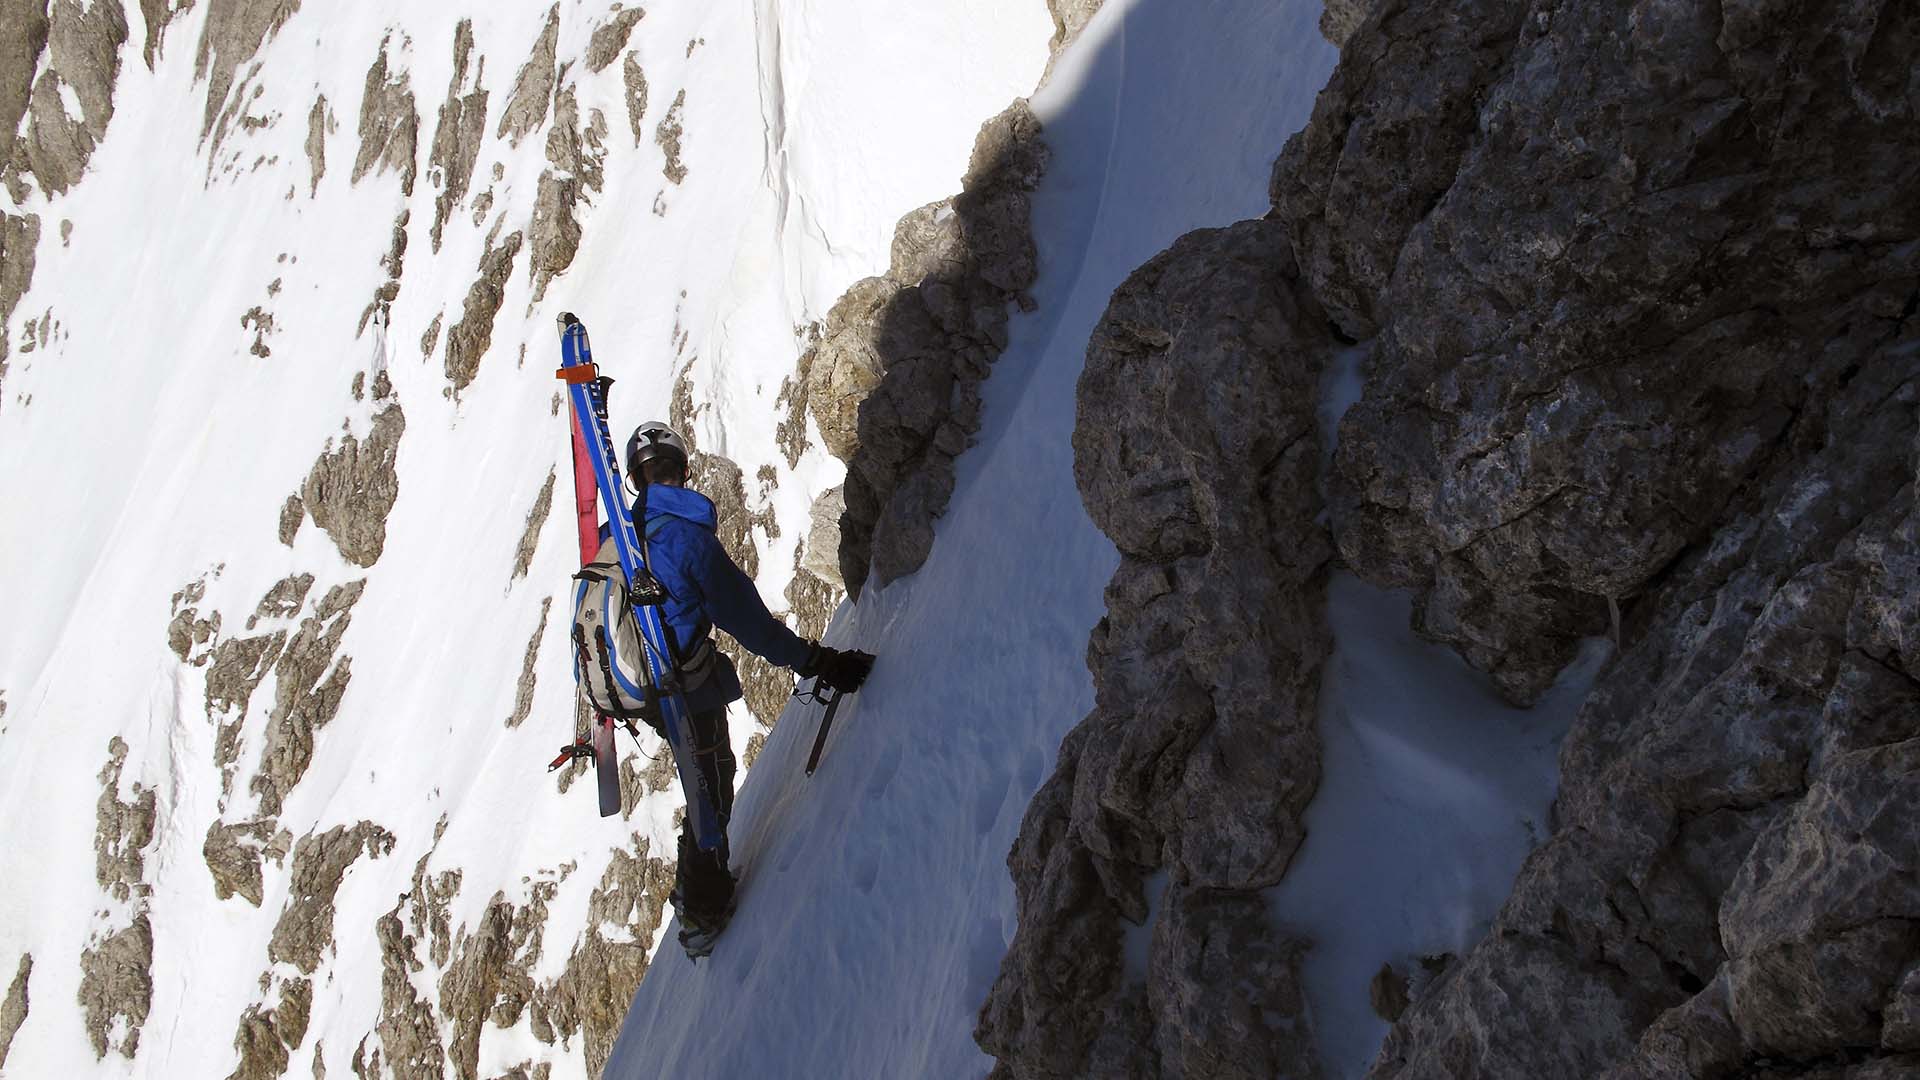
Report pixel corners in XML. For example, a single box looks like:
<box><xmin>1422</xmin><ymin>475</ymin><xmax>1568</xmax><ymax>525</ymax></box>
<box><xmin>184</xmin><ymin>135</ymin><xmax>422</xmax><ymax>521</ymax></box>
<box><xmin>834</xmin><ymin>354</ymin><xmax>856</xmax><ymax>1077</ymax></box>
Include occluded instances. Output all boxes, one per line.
<box><xmin>986</xmin><ymin>0</ymin><xmax>1918</xmax><ymax>1076</ymax></box>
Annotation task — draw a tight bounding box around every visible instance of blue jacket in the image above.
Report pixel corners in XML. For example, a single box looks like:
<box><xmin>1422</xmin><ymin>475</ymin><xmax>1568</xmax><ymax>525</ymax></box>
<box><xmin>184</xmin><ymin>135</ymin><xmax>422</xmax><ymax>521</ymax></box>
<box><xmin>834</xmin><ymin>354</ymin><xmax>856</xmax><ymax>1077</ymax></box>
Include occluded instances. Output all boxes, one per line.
<box><xmin>631</xmin><ymin>484</ymin><xmax>812</xmax><ymax>709</ymax></box>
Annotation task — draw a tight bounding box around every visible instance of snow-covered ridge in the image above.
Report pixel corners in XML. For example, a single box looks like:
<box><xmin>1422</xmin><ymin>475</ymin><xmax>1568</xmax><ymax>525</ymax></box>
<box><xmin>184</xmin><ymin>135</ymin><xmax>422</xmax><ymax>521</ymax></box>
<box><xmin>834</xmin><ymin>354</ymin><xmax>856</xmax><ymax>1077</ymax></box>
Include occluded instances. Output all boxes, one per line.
<box><xmin>0</xmin><ymin>1</ymin><xmax>1048</xmax><ymax>1076</ymax></box>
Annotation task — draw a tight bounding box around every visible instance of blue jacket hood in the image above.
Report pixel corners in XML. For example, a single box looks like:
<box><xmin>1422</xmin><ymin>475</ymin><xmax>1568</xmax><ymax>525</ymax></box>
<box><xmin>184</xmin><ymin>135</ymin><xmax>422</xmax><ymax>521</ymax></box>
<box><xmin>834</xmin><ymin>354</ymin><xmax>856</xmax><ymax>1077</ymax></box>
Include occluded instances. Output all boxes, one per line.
<box><xmin>639</xmin><ymin>483</ymin><xmax>717</xmax><ymax>531</ymax></box>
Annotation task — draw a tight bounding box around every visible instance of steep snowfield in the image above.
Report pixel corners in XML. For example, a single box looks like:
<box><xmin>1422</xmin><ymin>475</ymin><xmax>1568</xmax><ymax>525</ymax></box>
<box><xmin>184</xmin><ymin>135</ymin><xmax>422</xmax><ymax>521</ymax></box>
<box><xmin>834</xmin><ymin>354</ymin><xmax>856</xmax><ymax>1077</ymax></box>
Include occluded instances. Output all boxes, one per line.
<box><xmin>0</xmin><ymin>2</ymin><xmax>1047</xmax><ymax>1077</ymax></box>
<box><xmin>610</xmin><ymin>1</ymin><xmax>1341</xmax><ymax>1075</ymax></box>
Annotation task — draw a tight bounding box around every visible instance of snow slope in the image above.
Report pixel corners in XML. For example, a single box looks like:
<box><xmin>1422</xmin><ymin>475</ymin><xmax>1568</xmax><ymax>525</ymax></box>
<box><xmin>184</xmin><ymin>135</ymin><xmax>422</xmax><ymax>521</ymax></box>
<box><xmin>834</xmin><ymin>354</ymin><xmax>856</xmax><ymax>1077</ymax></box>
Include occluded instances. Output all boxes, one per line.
<box><xmin>610</xmin><ymin>1</ymin><xmax>1341</xmax><ymax>1075</ymax></box>
<box><xmin>0</xmin><ymin>2</ymin><xmax>1048</xmax><ymax>1077</ymax></box>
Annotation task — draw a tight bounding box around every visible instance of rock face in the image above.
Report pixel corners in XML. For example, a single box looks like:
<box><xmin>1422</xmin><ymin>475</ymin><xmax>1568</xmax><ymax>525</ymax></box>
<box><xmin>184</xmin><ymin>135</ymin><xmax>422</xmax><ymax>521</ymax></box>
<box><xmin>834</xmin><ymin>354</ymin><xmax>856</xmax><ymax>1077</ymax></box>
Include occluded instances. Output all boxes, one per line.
<box><xmin>22</xmin><ymin>0</ymin><xmax>129</xmax><ymax>196</ymax></box>
<box><xmin>0</xmin><ymin>954</ymin><xmax>28</xmax><ymax>1070</ymax></box>
<box><xmin>979</xmin><ymin>220</ymin><xmax>1336</xmax><ymax>1078</ymax></box>
<box><xmin>497</xmin><ymin>5</ymin><xmax>559</xmax><ymax>148</ymax></box>
<box><xmin>351</xmin><ymin>38</ymin><xmax>419</xmax><ymax>196</ymax></box>
<box><xmin>1275</xmin><ymin>0</ymin><xmax>1920</xmax><ymax>705</ymax></box>
<box><xmin>77</xmin><ymin>913</ymin><xmax>152</xmax><ymax>1060</ymax></box>
<box><xmin>444</xmin><ymin>232</ymin><xmax>523</xmax><ymax>392</ymax></box>
<box><xmin>512</xmin><ymin>469</ymin><xmax>555</xmax><ymax>580</ymax></box>
<box><xmin>1083</xmin><ymin>0</ymin><xmax>1920</xmax><ymax>1075</ymax></box>
<box><xmin>792</xmin><ymin>99</ymin><xmax>1047</xmax><ymax>598</ymax></box>
<box><xmin>586</xmin><ymin>7</ymin><xmax>645</xmax><ymax>73</ymax></box>
<box><xmin>195</xmin><ymin>0</ymin><xmax>299</xmax><ymax>140</ymax></box>
<box><xmin>270</xmin><ymin>823</ymin><xmax>395</xmax><ymax>973</ymax></box>
<box><xmin>301</xmin><ymin>406</ymin><xmax>405</xmax><ymax>568</ymax></box>
<box><xmin>427</xmin><ymin>20</ymin><xmax>488</xmax><ymax>252</ymax></box>
<box><xmin>251</xmin><ymin>579</ymin><xmax>367</xmax><ymax>815</ymax></box>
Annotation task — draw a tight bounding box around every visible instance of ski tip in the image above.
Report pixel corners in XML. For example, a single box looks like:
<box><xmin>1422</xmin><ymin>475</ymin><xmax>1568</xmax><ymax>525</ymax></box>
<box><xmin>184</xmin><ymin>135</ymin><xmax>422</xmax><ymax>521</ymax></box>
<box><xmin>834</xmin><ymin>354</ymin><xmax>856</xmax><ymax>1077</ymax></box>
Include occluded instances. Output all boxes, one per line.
<box><xmin>557</xmin><ymin>311</ymin><xmax>581</xmax><ymax>330</ymax></box>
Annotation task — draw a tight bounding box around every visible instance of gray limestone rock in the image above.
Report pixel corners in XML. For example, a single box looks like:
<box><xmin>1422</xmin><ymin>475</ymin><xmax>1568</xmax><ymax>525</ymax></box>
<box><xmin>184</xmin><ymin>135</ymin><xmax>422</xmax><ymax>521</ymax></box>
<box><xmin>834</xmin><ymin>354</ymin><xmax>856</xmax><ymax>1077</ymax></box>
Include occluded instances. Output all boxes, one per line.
<box><xmin>136</xmin><ymin>0</ymin><xmax>173</xmax><ymax>68</ymax></box>
<box><xmin>427</xmin><ymin>21</ymin><xmax>488</xmax><ymax>252</ymax></box>
<box><xmin>820</xmin><ymin>99</ymin><xmax>1048</xmax><ymax>598</ymax></box>
<box><xmin>350</xmin><ymin>39</ymin><xmax>419</xmax><ymax>196</ymax></box>
<box><xmin>504</xmin><ymin>598</ymin><xmax>551</xmax><ymax>730</ymax></box>
<box><xmin>621</xmin><ymin>53</ymin><xmax>648</xmax><ymax>147</ymax></box>
<box><xmin>95</xmin><ymin>736</ymin><xmax>157</xmax><ymax>903</ymax></box>
<box><xmin>167</xmin><ymin>575</ymin><xmax>221</xmax><ymax>664</ymax></box>
<box><xmin>194</xmin><ymin>0</ymin><xmax>299</xmax><ymax>140</ymax></box>
<box><xmin>512</xmin><ymin>470</ymin><xmax>554</xmax><ymax>580</ymax></box>
<box><xmin>304</xmin><ymin>93</ymin><xmax>325</xmax><ymax>194</ymax></box>
<box><xmin>0</xmin><ymin>953</ymin><xmax>30</xmax><ymax>1071</ymax></box>
<box><xmin>277</xmin><ymin>494</ymin><xmax>303</xmax><ymax>544</ymax></box>
<box><xmin>203</xmin><ymin>817</ymin><xmax>292</xmax><ymax>906</ymax></box>
<box><xmin>440</xmin><ymin>890</ymin><xmax>546</xmax><ymax>1079</ymax></box>
<box><xmin>528</xmin><ymin>171</ymin><xmax>580</xmax><ymax>303</ymax></box>
<box><xmin>1366</xmin><ymin>352</ymin><xmax>1918</xmax><ymax>1076</ymax></box>
<box><xmin>1317</xmin><ymin>0</ymin><xmax>1371</xmax><ymax>50</ymax></box>
<box><xmin>21</xmin><ymin>0</ymin><xmax>128</xmax><ymax>196</ymax></box>
<box><xmin>77</xmin><ymin>913</ymin><xmax>152</xmax><ymax>1060</ymax></box>
<box><xmin>979</xmin><ymin>219</ymin><xmax>1335</xmax><ymax>1078</ymax></box>
<box><xmin>654</xmin><ymin>88</ymin><xmax>686</xmax><ymax>184</ymax></box>
<box><xmin>227</xmin><ymin>978</ymin><xmax>312</xmax><ymax>1080</ymax></box>
<box><xmin>0</xmin><ymin>0</ymin><xmax>50</xmax><ymax>147</ymax></box>
<box><xmin>269</xmin><ymin>822</ymin><xmax>394</xmax><ymax>974</ymax></box>
<box><xmin>372</xmin><ymin>904</ymin><xmax>446</xmax><ymax>1079</ymax></box>
<box><xmin>301</xmin><ymin>405</ymin><xmax>405</xmax><ymax>568</ymax></box>
<box><xmin>419</xmin><ymin>312</ymin><xmax>444</xmax><ymax>361</ymax></box>
<box><xmin>1720</xmin><ymin>740</ymin><xmax>1920</xmax><ymax>1057</ymax></box>
<box><xmin>251</xmin><ymin>580</ymin><xmax>367</xmax><ymax>816</ymax></box>
<box><xmin>546</xmin><ymin>846</ymin><xmax>675</xmax><ymax>1078</ymax></box>
<box><xmin>800</xmin><ymin>486</ymin><xmax>846</xmax><ymax>591</ymax></box>
<box><xmin>1287</xmin><ymin>0</ymin><xmax>1920</xmax><ymax>704</ymax></box>
<box><xmin>248</xmin><ymin>573</ymin><xmax>315</xmax><ymax>629</ymax></box>
<box><xmin>444</xmin><ymin>231</ymin><xmax>523</xmax><ymax>392</ymax></box>
<box><xmin>587</xmin><ymin>7</ymin><xmax>644</xmax><ymax>73</ymax></box>
<box><xmin>496</xmin><ymin>5</ymin><xmax>558</xmax><ymax>147</ymax></box>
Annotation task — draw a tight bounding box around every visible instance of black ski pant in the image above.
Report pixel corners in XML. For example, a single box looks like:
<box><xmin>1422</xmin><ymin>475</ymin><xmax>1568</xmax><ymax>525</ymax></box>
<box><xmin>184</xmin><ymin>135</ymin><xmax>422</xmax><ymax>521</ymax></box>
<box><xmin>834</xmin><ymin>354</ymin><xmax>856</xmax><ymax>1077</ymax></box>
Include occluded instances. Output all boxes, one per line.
<box><xmin>675</xmin><ymin>705</ymin><xmax>736</xmax><ymax>918</ymax></box>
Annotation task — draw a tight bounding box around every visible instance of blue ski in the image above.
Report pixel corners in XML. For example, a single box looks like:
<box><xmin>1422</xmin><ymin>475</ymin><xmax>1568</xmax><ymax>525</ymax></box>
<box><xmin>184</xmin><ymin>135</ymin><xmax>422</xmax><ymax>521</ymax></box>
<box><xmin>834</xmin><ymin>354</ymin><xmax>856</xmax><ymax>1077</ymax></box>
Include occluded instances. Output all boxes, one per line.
<box><xmin>556</xmin><ymin>313</ymin><xmax>725</xmax><ymax>851</ymax></box>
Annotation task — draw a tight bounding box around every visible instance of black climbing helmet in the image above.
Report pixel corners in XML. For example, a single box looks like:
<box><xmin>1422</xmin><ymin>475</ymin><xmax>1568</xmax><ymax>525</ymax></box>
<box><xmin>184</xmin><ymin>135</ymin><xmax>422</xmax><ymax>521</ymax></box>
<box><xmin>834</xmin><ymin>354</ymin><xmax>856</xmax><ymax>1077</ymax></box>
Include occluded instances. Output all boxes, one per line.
<box><xmin>626</xmin><ymin>421</ymin><xmax>690</xmax><ymax>483</ymax></box>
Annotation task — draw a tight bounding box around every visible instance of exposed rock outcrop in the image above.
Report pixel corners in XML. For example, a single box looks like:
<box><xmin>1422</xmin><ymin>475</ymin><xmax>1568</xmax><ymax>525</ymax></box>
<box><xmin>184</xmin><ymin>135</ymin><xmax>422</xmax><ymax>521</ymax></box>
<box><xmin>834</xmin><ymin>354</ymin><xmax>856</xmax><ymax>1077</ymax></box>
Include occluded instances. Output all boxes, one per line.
<box><xmin>300</xmin><ymin>405</ymin><xmax>405</xmax><ymax>568</ymax></box>
<box><xmin>1277</xmin><ymin>0</ymin><xmax>1920</xmax><ymax>704</ymax></box>
<box><xmin>351</xmin><ymin>37</ymin><xmax>419</xmax><ymax>196</ymax></box>
<box><xmin>979</xmin><ymin>219</ymin><xmax>1335</xmax><ymax>1078</ymax></box>
<box><xmin>504</xmin><ymin>598</ymin><xmax>551</xmax><ymax>730</ymax></box>
<box><xmin>203</xmin><ymin>817</ymin><xmax>292</xmax><ymax>906</ymax></box>
<box><xmin>270</xmin><ymin>822</ymin><xmax>395</xmax><ymax>973</ymax></box>
<box><xmin>77</xmin><ymin>913</ymin><xmax>152</xmax><ymax>1060</ymax></box>
<box><xmin>621</xmin><ymin>54</ymin><xmax>648</xmax><ymax>147</ymax></box>
<box><xmin>251</xmin><ymin>580</ymin><xmax>367</xmax><ymax>816</ymax></box>
<box><xmin>513</xmin><ymin>470</ymin><xmax>555</xmax><ymax>580</ymax></box>
<box><xmin>427</xmin><ymin>20</ymin><xmax>488</xmax><ymax>252</ymax></box>
<box><xmin>195</xmin><ymin>0</ymin><xmax>299</xmax><ymax>141</ymax></box>
<box><xmin>794</xmin><ymin>99</ymin><xmax>1047</xmax><ymax>598</ymax></box>
<box><xmin>444</xmin><ymin>231</ymin><xmax>523</xmax><ymax>392</ymax></box>
<box><xmin>0</xmin><ymin>0</ymin><xmax>50</xmax><ymax>148</ymax></box>
<box><xmin>653</xmin><ymin>88</ymin><xmax>686</xmax><ymax>184</ymax></box>
<box><xmin>21</xmin><ymin>0</ymin><xmax>128</xmax><ymax>196</ymax></box>
<box><xmin>0</xmin><ymin>954</ymin><xmax>30</xmax><ymax>1070</ymax></box>
<box><xmin>227</xmin><ymin>978</ymin><xmax>313</xmax><ymax>1080</ymax></box>
<box><xmin>304</xmin><ymin>94</ymin><xmax>327</xmax><ymax>194</ymax></box>
<box><xmin>587</xmin><ymin>7</ymin><xmax>645</xmax><ymax>73</ymax></box>
<box><xmin>95</xmin><ymin>736</ymin><xmax>157</xmax><ymax>903</ymax></box>
<box><xmin>496</xmin><ymin>5</ymin><xmax>558</xmax><ymax>148</ymax></box>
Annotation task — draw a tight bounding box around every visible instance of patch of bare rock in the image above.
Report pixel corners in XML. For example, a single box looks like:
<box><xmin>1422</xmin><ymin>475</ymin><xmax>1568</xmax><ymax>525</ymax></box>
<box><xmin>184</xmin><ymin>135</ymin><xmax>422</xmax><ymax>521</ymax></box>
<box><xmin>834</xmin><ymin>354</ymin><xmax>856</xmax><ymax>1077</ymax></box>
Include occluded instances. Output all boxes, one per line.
<box><xmin>978</xmin><ymin>219</ymin><xmax>1336</xmax><ymax>1078</ymax></box>
<box><xmin>987</xmin><ymin>0</ymin><xmax>1920</xmax><ymax>1076</ymax></box>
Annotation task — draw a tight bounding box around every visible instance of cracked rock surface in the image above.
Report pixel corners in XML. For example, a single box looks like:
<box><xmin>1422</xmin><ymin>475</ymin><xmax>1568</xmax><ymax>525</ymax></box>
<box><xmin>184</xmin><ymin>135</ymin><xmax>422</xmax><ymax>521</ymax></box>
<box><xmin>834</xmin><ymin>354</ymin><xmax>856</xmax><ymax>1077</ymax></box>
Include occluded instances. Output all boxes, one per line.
<box><xmin>792</xmin><ymin>99</ymin><xmax>1047</xmax><ymax>598</ymax></box>
<box><xmin>1276</xmin><ymin>0</ymin><xmax>1920</xmax><ymax>704</ymax></box>
<box><xmin>301</xmin><ymin>406</ymin><xmax>405</xmax><ymax>568</ymax></box>
<box><xmin>979</xmin><ymin>219</ymin><xmax>1335</xmax><ymax>1079</ymax></box>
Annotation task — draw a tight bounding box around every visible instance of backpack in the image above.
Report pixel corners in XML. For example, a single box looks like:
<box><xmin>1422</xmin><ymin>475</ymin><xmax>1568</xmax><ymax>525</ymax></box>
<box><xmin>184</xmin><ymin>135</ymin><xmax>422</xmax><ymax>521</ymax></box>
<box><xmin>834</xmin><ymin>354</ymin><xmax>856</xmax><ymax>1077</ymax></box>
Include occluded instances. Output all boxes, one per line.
<box><xmin>570</xmin><ymin>521</ymin><xmax>717</xmax><ymax>725</ymax></box>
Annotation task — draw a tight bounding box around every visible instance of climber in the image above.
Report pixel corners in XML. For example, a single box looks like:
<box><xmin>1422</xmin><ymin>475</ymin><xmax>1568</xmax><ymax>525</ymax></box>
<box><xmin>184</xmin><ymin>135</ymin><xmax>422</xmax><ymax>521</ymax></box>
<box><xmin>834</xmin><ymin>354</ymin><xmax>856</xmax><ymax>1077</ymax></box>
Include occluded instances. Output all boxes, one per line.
<box><xmin>623</xmin><ymin>420</ymin><xmax>874</xmax><ymax>942</ymax></box>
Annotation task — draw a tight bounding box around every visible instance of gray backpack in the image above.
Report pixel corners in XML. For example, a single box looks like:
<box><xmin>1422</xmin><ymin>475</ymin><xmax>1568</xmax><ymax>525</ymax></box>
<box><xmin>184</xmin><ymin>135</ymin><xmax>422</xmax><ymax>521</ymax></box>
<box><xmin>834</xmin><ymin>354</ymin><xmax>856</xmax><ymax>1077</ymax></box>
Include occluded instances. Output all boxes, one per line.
<box><xmin>570</xmin><ymin>527</ymin><xmax>716</xmax><ymax>723</ymax></box>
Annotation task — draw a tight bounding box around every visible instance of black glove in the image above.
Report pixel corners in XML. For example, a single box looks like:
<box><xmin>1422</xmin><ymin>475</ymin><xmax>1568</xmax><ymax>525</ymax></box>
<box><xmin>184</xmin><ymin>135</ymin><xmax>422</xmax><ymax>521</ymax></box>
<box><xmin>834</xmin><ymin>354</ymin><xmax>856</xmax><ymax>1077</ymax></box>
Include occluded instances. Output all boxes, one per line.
<box><xmin>797</xmin><ymin>644</ymin><xmax>875</xmax><ymax>694</ymax></box>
